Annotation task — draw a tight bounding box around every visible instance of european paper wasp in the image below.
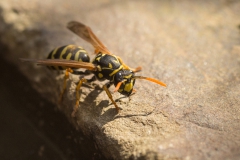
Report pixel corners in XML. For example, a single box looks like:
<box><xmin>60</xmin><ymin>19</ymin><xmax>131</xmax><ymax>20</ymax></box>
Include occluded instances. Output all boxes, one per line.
<box><xmin>21</xmin><ymin>21</ymin><xmax>166</xmax><ymax>115</ymax></box>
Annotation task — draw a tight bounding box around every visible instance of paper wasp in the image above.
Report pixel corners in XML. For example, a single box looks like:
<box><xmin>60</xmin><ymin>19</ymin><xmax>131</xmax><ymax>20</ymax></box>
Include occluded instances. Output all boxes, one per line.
<box><xmin>21</xmin><ymin>21</ymin><xmax>166</xmax><ymax>115</ymax></box>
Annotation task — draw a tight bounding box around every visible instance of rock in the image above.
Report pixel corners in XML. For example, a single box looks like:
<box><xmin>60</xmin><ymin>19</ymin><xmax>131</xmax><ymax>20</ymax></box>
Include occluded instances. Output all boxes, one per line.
<box><xmin>0</xmin><ymin>0</ymin><xmax>240</xmax><ymax>159</ymax></box>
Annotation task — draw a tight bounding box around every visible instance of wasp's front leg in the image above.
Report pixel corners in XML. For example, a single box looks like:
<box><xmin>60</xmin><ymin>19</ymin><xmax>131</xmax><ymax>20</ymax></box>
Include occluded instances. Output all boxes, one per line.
<box><xmin>103</xmin><ymin>82</ymin><xmax>120</xmax><ymax>113</ymax></box>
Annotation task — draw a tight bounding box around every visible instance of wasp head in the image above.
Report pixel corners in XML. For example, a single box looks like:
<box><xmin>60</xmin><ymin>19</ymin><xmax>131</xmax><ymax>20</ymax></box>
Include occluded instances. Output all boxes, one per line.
<box><xmin>113</xmin><ymin>69</ymin><xmax>167</xmax><ymax>97</ymax></box>
<box><xmin>114</xmin><ymin>70</ymin><xmax>135</xmax><ymax>96</ymax></box>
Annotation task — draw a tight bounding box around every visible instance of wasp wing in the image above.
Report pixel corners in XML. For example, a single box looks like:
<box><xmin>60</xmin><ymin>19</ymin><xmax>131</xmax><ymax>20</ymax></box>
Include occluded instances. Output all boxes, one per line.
<box><xmin>67</xmin><ymin>21</ymin><xmax>112</xmax><ymax>55</ymax></box>
<box><xmin>20</xmin><ymin>58</ymin><xmax>97</xmax><ymax>71</ymax></box>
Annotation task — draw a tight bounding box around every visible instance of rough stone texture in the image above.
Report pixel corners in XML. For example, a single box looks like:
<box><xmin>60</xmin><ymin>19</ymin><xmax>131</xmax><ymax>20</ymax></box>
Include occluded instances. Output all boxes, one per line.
<box><xmin>1</xmin><ymin>0</ymin><xmax>240</xmax><ymax>159</ymax></box>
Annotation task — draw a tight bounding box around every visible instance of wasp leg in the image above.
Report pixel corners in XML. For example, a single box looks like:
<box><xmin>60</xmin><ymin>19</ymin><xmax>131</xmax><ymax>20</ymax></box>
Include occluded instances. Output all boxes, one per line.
<box><xmin>72</xmin><ymin>76</ymin><xmax>97</xmax><ymax>117</ymax></box>
<box><xmin>72</xmin><ymin>78</ymin><xmax>87</xmax><ymax>117</ymax></box>
<box><xmin>116</xmin><ymin>56</ymin><xmax>142</xmax><ymax>72</ymax></box>
<box><xmin>75</xmin><ymin>78</ymin><xmax>87</xmax><ymax>106</ymax></box>
<box><xmin>103</xmin><ymin>83</ymin><xmax>120</xmax><ymax>113</ymax></box>
<box><xmin>59</xmin><ymin>68</ymin><xmax>73</xmax><ymax>103</ymax></box>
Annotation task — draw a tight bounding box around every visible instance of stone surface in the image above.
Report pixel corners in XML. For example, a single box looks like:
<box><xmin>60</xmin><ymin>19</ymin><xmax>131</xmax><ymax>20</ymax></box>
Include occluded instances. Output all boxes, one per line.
<box><xmin>0</xmin><ymin>0</ymin><xmax>240</xmax><ymax>159</ymax></box>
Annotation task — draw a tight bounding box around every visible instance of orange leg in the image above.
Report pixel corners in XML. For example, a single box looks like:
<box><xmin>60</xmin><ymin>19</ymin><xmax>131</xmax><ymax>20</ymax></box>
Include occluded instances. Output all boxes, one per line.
<box><xmin>72</xmin><ymin>78</ymin><xmax>87</xmax><ymax>117</ymax></box>
<box><xmin>59</xmin><ymin>68</ymin><xmax>73</xmax><ymax>103</ymax></box>
<box><xmin>103</xmin><ymin>85</ymin><xmax>120</xmax><ymax>113</ymax></box>
<box><xmin>71</xmin><ymin>76</ymin><xmax>96</xmax><ymax>117</ymax></box>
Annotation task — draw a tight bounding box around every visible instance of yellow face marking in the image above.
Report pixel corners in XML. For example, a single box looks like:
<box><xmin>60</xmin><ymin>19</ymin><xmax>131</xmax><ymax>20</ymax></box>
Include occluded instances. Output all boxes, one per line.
<box><xmin>98</xmin><ymin>73</ymin><xmax>103</xmax><ymax>78</ymax></box>
<box><xmin>60</xmin><ymin>46</ymin><xmax>70</xmax><ymax>59</ymax></box>
<box><xmin>124</xmin><ymin>81</ymin><xmax>133</xmax><ymax>92</ymax></box>
<box><xmin>108</xmin><ymin>63</ymin><xmax>112</xmax><ymax>69</ymax></box>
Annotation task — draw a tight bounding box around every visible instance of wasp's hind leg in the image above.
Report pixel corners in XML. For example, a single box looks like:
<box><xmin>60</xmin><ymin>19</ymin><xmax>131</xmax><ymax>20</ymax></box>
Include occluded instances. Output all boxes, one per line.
<box><xmin>116</xmin><ymin>56</ymin><xmax>142</xmax><ymax>72</ymax></box>
<box><xmin>103</xmin><ymin>82</ymin><xmax>120</xmax><ymax>113</ymax></box>
<box><xmin>59</xmin><ymin>68</ymin><xmax>73</xmax><ymax>103</ymax></box>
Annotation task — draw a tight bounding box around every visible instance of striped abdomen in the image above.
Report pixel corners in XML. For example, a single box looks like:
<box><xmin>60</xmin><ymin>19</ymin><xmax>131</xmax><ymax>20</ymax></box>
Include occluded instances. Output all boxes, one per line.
<box><xmin>47</xmin><ymin>45</ymin><xmax>90</xmax><ymax>70</ymax></box>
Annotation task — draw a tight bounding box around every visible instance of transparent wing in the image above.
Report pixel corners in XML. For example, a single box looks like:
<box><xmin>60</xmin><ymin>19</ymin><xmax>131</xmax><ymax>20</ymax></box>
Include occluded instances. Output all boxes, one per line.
<box><xmin>20</xmin><ymin>58</ymin><xmax>97</xmax><ymax>71</ymax></box>
<box><xmin>67</xmin><ymin>21</ymin><xmax>112</xmax><ymax>55</ymax></box>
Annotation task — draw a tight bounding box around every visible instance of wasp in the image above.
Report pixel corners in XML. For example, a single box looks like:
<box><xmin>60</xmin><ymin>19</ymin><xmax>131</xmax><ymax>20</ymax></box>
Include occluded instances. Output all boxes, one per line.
<box><xmin>21</xmin><ymin>21</ymin><xmax>166</xmax><ymax>115</ymax></box>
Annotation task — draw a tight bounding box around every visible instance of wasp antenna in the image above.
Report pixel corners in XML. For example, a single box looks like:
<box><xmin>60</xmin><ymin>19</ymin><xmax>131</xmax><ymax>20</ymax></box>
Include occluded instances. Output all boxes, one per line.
<box><xmin>134</xmin><ymin>76</ymin><xmax>167</xmax><ymax>87</ymax></box>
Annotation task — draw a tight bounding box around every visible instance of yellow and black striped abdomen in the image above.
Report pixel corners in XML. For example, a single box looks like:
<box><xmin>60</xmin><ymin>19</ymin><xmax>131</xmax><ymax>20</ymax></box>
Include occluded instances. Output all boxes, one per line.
<box><xmin>47</xmin><ymin>45</ymin><xmax>90</xmax><ymax>70</ymax></box>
